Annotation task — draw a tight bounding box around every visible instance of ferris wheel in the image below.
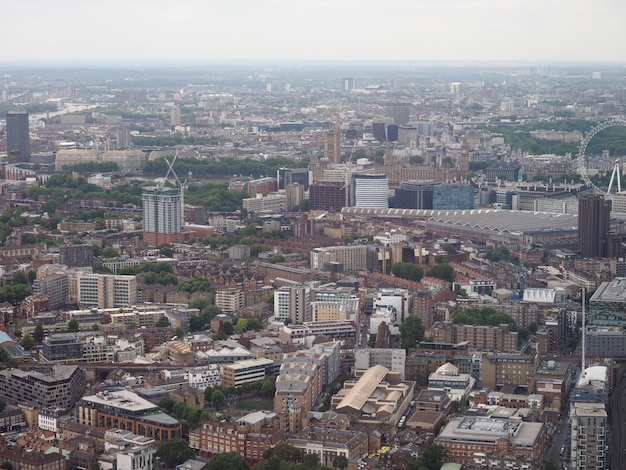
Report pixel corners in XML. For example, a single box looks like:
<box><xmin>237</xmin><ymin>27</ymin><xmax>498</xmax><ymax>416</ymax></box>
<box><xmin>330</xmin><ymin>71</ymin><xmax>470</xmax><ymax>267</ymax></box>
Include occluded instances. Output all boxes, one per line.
<box><xmin>577</xmin><ymin>117</ymin><xmax>626</xmax><ymax>197</ymax></box>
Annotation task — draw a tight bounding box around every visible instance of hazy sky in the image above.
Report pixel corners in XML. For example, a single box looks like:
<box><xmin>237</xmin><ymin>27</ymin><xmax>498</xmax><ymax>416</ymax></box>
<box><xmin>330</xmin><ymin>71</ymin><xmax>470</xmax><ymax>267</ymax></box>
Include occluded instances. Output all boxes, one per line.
<box><xmin>3</xmin><ymin>0</ymin><xmax>626</xmax><ymax>64</ymax></box>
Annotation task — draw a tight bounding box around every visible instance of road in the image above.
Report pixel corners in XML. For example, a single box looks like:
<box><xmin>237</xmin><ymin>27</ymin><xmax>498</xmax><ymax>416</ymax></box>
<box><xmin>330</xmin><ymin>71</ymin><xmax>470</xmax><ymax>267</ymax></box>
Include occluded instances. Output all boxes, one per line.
<box><xmin>609</xmin><ymin>378</ymin><xmax>626</xmax><ymax>470</ymax></box>
<box><xmin>544</xmin><ymin>413</ymin><xmax>569</xmax><ymax>466</ymax></box>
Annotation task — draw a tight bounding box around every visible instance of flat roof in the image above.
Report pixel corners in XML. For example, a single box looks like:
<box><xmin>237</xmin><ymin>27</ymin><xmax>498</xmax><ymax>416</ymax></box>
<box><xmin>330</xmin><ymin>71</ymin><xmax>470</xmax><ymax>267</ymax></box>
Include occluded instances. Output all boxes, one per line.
<box><xmin>438</xmin><ymin>417</ymin><xmax>543</xmax><ymax>448</ymax></box>
<box><xmin>82</xmin><ymin>390</ymin><xmax>156</xmax><ymax>412</ymax></box>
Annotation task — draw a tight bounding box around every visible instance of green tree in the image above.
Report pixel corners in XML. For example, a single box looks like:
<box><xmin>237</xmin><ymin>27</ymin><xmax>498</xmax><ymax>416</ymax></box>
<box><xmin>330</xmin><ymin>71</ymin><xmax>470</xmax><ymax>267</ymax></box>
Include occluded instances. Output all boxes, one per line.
<box><xmin>235</xmin><ymin>318</ymin><xmax>248</xmax><ymax>333</ymax></box>
<box><xmin>159</xmin><ymin>397</ymin><xmax>175</xmax><ymax>413</ymax></box>
<box><xmin>188</xmin><ymin>298</ymin><xmax>210</xmax><ymax>311</ymax></box>
<box><xmin>1</xmin><ymin>461</ymin><xmax>13</xmax><ymax>470</ymax></box>
<box><xmin>263</xmin><ymin>442</ymin><xmax>303</xmax><ymax>463</ymax></box>
<box><xmin>155</xmin><ymin>438</ymin><xmax>195</xmax><ymax>468</ymax></box>
<box><xmin>406</xmin><ymin>444</ymin><xmax>448</xmax><ymax>470</ymax></box>
<box><xmin>155</xmin><ymin>316</ymin><xmax>170</xmax><ymax>327</ymax></box>
<box><xmin>21</xmin><ymin>333</ymin><xmax>35</xmax><ymax>350</ymax></box>
<box><xmin>428</xmin><ymin>263</ymin><xmax>455</xmax><ymax>282</ymax></box>
<box><xmin>206</xmin><ymin>452</ymin><xmax>249</xmax><ymax>470</ymax></box>
<box><xmin>67</xmin><ymin>319</ymin><xmax>79</xmax><ymax>332</ymax></box>
<box><xmin>268</xmin><ymin>254</ymin><xmax>285</xmax><ymax>264</ymax></box>
<box><xmin>102</xmin><ymin>247</ymin><xmax>120</xmax><ymax>258</ymax></box>
<box><xmin>11</xmin><ymin>271</ymin><xmax>27</xmax><ymax>286</ymax></box>
<box><xmin>179</xmin><ymin>276</ymin><xmax>211</xmax><ymax>293</ymax></box>
<box><xmin>247</xmin><ymin>317</ymin><xmax>263</xmax><ymax>331</ymax></box>
<box><xmin>332</xmin><ymin>455</ymin><xmax>348</xmax><ymax>470</ymax></box>
<box><xmin>399</xmin><ymin>315</ymin><xmax>425</xmax><ymax>350</ymax></box>
<box><xmin>33</xmin><ymin>322</ymin><xmax>44</xmax><ymax>343</ymax></box>
<box><xmin>220</xmin><ymin>322</ymin><xmax>234</xmax><ymax>335</ymax></box>
<box><xmin>173</xmin><ymin>327</ymin><xmax>185</xmax><ymax>339</ymax></box>
<box><xmin>391</xmin><ymin>262</ymin><xmax>424</xmax><ymax>282</ymax></box>
<box><xmin>211</xmin><ymin>389</ymin><xmax>225</xmax><ymax>410</ymax></box>
<box><xmin>303</xmin><ymin>453</ymin><xmax>320</xmax><ymax>469</ymax></box>
<box><xmin>261</xmin><ymin>376</ymin><xmax>276</xmax><ymax>397</ymax></box>
<box><xmin>159</xmin><ymin>244</ymin><xmax>173</xmax><ymax>257</ymax></box>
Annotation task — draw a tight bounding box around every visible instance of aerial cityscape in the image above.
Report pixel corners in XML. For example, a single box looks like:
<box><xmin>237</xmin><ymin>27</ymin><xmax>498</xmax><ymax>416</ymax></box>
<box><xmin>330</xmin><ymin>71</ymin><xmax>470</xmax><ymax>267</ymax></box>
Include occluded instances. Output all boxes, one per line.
<box><xmin>0</xmin><ymin>59</ymin><xmax>623</xmax><ymax>470</ymax></box>
<box><xmin>2</xmin><ymin>4</ymin><xmax>626</xmax><ymax>470</ymax></box>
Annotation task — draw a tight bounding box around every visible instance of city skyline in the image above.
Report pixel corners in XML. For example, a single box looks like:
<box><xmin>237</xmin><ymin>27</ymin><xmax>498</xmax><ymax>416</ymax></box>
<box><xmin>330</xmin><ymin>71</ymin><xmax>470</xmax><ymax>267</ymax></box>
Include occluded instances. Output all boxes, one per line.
<box><xmin>2</xmin><ymin>0</ymin><xmax>626</xmax><ymax>65</ymax></box>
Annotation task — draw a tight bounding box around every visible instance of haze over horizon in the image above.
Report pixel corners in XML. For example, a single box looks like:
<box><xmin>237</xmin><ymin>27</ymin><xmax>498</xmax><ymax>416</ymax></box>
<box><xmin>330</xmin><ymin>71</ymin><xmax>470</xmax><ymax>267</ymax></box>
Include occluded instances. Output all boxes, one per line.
<box><xmin>3</xmin><ymin>0</ymin><xmax>626</xmax><ymax>65</ymax></box>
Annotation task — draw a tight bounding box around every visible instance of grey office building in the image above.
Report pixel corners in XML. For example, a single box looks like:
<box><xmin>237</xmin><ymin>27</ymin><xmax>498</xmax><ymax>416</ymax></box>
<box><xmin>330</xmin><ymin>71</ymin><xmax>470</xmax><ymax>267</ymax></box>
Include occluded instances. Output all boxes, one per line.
<box><xmin>6</xmin><ymin>111</ymin><xmax>30</xmax><ymax>160</ymax></box>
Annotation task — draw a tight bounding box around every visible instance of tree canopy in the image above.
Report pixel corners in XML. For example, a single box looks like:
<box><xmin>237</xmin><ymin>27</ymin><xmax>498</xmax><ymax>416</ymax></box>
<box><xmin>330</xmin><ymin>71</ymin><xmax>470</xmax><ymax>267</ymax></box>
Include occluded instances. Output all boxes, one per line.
<box><xmin>206</xmin><ymin>452</ymin><xmax>249</xmax><ymax>470</ymax></box>
<box><xmin>406</xmin><ymin>444</ymin><xmax>448</xmax><ymax>470</ymax></box>
<box><xmin>399</xmin><ymin>315</ymin><xmax>425</xmax><ymax>349</ymax></box>
<box><xmin>453</xmin><ymin>306</ymin><xmax>517</xmax><ymax>330</ymax></box>
<box><xmin>155</xmin><ymin>438</ymin><xmax>195</xmax><ymax>468</ymax></box>
<box><xmin>391</xmin><ymin>262</ymin><xmax>424</xmax><ymax>282</ymax></box>
<box><xmin>428</xmin><ymin>263</ymin><xmax>454</xmax><ymax>282</ymax></box>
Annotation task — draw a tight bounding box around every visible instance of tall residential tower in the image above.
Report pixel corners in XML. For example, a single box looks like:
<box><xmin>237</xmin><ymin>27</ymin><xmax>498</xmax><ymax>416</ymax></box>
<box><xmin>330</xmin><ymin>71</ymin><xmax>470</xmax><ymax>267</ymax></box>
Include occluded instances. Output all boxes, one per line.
<box><xmin>142</xmin><ymin>186</ymin><xmax>183</xmax><ymax>246</ymax></box>
<box><xmin>6</xmin><ymin>110</ymin><xmax>30</xmax><ymax>161</ymax></box>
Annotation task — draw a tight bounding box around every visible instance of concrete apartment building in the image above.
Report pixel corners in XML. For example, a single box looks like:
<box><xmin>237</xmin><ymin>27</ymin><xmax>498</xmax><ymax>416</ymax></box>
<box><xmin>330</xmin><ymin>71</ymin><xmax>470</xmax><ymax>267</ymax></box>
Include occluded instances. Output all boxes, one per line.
<box><xmin>219</xmin><ymin>358</ymin><xmax>274</xmax><ymax>388</ymax></box>
<box><xmin>282</xmin><ymin>341</ymin><xmax>341</xmax><ymax>390</ymax></box>
<box><xmin>570</xmin><ymin>402</ymin><xmax>607</xmax><ymax>470</ymax></box>
<box><xmin>215</xmin><ymin>288</ymin><xmax>245</xmax><ymax>314</ymax></box>
<box><xmin>0</xmin><ymin>365</ymin><xmax>86</xmax><ymax>410</ymax></box>
<box><xmin>274</xmin><ymin>284</ymin><xmax>311</xmax><ymax>324</ymax></box>
<box><xmin>355</xmin><ymin>348</ymin><xmax>406</xmax><ymax>380</ymax></box>
<box><xmin>33</xmin><ymin>273</ymin><xmax>69</xmax><ymax>311</ymax></box>
<box><xmin>73</xmin><ymin>273</ymin><xmax>137</xmax><ymax>308</ymax></box>
<box><xmin>274</xmin><ymin>360</ymin><xmax>323</xmax><ymax>415</ymax></box>
<box><xmin>431</xmin><ymin>321</ymin><xmax>518</xmax><ymax>353</ymax></box>
<box><xmin>242</xmin><ymin>193</ymin><xmax>288</xmax><ymax>213</ymax></box>
<box><xmin>310</xmin><ymin>245</ymin><xmax>368</xmax><ymax>272</ymax></box>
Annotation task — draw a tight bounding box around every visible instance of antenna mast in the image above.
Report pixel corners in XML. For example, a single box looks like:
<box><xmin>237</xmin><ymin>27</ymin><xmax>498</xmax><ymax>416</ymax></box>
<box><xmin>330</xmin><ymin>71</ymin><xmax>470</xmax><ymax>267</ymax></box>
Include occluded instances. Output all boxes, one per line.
<box><xmin>581</xmin><ymin>287</ymin><xmax>586</xmax><ymax>371</ymax></box>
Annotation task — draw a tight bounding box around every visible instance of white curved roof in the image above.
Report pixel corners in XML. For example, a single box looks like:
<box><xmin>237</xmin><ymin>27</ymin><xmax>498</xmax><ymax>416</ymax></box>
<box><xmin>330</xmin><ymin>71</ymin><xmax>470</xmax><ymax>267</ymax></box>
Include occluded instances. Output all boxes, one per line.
<box><xmin>577</xmin><ymin>365</ymin><xmax>608</xmax><ymax>387</ymax></box>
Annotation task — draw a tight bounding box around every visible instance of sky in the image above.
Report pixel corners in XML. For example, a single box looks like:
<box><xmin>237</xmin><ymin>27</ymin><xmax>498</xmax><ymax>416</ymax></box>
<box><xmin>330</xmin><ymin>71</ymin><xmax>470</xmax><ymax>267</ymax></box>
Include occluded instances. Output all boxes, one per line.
<box><xmin>2</xmin><ymin>0</ymin><xmax>626</xmax><ymax>64</ymax></box>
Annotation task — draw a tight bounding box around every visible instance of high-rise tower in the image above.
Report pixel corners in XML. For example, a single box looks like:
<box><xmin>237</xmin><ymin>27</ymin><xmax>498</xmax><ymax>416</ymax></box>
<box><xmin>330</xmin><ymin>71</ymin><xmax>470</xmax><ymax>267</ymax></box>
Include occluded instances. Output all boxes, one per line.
<box><xmin>142</xmin><ymin>186</ymin><xmax>183</xmax><ymax>246</ymax></box>
<box><xmin>6</xmin><ymin>110</ymin><xmax>30</xmax><ymax>161</ymax></box>
<box><xmin>324</xmin><ymin>115</ymin><xmax>341</xmax><ymax>163</ymax></box>
<box><xmin>578</xmin><ymin>194</ymin><xmax>610</xmax><ymax>258</ymax></box>
<box><xmin>460</xmin><ymin>139</ymin><xmax>470</xmax><ymax>181</ymax></box>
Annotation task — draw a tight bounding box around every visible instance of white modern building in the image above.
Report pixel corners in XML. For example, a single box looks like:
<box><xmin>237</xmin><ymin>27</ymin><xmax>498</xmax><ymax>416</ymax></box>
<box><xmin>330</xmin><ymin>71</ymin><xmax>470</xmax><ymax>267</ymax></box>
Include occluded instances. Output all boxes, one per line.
<box><xmin>274</xmin><ymin>284</ymin><xmax>311</xmax><ymax>324</ymax></box>
<box><xmin>351</xmin><ymin>173</ymin><xmax>389</xmax><ymax>208</ymax></box>
<box><xmin>428</xmin><ymin>363</ymin><xmax>475</xmax><ymax>403</ymax></box>
<box><xmin>374</xmin><ymin>288</ymin><xmax>410</xmax><ymax>324</ymax></box>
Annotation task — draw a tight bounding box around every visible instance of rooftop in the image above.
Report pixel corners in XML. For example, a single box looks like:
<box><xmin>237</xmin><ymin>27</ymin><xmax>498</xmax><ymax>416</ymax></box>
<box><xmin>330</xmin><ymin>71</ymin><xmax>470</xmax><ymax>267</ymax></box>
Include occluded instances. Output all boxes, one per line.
<box><xmin>82</xmin><ymin>390</ymin><xmax>157</xmax><ymax>412</ymax></box>
<box><xmin>438</xmin><ymin>416</ymin><xmax>543</xmax><ymax>447</ymax></box>
<box><xmin>590</xmin><ymin>277</ymin><xmax>626</xmax><ymax>302</ymax></box>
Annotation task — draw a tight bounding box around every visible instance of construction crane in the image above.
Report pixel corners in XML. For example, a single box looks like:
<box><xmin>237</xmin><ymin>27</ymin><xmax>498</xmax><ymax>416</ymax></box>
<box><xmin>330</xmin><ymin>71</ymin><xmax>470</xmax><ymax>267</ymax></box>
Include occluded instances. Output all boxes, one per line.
<box><xmin>163</xmin><ymin>150</ymin><xmax>187</xmax><ymax>229</ymax></box>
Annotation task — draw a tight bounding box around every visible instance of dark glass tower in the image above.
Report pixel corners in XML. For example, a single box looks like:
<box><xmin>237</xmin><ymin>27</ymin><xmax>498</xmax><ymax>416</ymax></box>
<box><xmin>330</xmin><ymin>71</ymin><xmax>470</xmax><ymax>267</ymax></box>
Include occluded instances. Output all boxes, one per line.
<box><xmin>6</xmin><ymin>110</ymin><xmax>30</xmax><ymax>161</ymax></box>
<box><xmin>578</xmin><ymin>194</ymin><xmax>610</xmax><ymax>258</ymax></box>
